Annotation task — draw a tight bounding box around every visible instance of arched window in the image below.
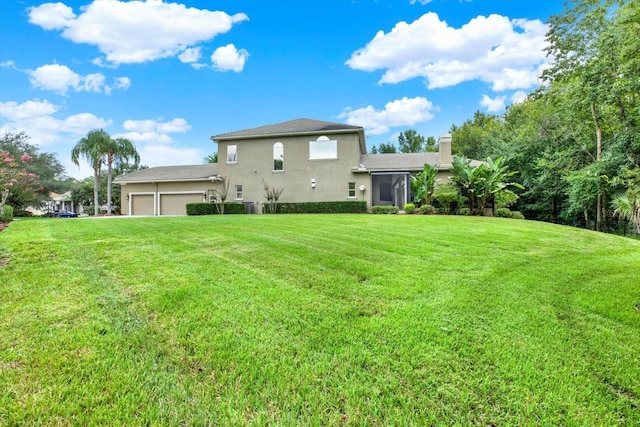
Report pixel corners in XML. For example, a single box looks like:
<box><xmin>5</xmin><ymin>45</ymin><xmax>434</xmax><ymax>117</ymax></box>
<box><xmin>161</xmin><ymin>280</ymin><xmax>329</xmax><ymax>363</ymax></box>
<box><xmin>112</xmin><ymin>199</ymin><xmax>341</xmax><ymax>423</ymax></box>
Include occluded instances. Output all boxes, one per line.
<box><xmin>309</xmin><ymin>135</ymin><xmax>337</xmax><ymax>160</ymax></box>
<box><xmin>273</xmin><ymin>142</ymin><xmax>284</xmax><ymax>171</ymax></box>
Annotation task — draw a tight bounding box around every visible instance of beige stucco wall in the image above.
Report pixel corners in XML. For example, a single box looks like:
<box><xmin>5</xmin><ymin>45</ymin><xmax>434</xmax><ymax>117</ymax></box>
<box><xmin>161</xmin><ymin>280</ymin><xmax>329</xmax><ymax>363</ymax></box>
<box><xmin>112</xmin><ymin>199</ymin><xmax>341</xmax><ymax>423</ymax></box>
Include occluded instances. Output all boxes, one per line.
<box><xmin>216</xmin><ymin>132</ymin><xmax>369</xmax><ymax>208</ymax></box>
<box><xmin>119</xmin><ymin>180</ymin><xmax>222</xmax><ymax>215</ymax></box>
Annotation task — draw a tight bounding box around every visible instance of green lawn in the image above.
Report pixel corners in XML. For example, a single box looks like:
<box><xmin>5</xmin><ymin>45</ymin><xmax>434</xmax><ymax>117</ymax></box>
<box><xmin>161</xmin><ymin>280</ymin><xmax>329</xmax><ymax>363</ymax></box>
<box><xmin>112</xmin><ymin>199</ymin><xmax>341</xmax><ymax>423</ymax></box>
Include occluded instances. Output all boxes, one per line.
<box><xmin>1</xmin><ymin>215</ymin><xmax>639</xmax><ymax>426</ymax></box>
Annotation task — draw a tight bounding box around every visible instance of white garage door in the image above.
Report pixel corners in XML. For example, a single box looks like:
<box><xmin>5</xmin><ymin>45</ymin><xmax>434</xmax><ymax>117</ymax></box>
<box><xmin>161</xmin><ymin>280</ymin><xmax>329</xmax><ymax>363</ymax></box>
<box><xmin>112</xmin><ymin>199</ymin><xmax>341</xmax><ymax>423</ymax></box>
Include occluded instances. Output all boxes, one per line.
<box><xmin>131</xmin><ymin>194</ymin><xmax>154</xmax><ymax>216</ymax></box>
<box><xmin>160</xmin><ymin>193</ymin><xmax>202</xmax><ymax>216</ymax></box>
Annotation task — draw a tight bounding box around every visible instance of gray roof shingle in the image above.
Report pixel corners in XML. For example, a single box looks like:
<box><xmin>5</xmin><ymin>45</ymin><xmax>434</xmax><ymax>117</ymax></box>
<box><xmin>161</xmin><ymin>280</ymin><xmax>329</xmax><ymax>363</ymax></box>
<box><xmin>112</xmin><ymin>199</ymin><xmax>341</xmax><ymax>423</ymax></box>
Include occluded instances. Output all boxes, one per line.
<box><xmin>357</xmin><ymin>153</ymin><xmax>482</xmax><ymax>172</ymax></box>
<box><xmin>358</xmin><ymin>153</ymin><xmax>440</xmax><ymax>172</ymax></box>
<box><xmin>212</xmin><ymin>118</ymin><xmax>363</xmax><ymax>140</ymax></box>
<box><xmin>113</xmin><ymin>164</ymin><xmax>218</xmax><ymax>183</ymax></box>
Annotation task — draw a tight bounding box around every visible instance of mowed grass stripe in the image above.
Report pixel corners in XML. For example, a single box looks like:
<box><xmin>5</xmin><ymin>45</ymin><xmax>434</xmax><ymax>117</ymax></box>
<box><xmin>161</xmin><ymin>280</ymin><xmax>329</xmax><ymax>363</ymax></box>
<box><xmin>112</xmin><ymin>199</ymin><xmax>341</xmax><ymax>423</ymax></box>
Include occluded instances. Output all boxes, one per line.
<box><xmin>0</xmin><ymin>215</ymin><xmax>639</xmax><ymax>425</ymax></box>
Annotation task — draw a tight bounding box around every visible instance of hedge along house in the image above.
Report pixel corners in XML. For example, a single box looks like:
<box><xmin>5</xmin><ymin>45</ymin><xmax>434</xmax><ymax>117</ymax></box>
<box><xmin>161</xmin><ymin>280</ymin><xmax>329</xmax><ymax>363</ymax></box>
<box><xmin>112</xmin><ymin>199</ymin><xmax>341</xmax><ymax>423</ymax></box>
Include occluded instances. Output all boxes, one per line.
<box><xmin>115</xmin><ymin>118</ymin><xmax>463</xmax><ymax>215</ymax></box>
<box><xmin>113</xmin><ymin>164</ymin><xmax>222</xmax><ymax>216</ymax></box>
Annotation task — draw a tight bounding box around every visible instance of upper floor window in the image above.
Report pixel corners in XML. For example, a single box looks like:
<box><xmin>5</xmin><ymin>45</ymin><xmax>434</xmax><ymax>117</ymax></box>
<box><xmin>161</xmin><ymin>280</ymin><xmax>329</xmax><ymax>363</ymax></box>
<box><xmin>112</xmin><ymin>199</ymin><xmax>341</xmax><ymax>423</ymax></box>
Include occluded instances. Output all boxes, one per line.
<box><xmin>309</xmin><ymin>136</ymin><xmax>337</xmax><ymax>160</ymax></box>
<box><xmin>227</xmin><ymin>145</ymin><xmax>237</xmax><ymax>164</ymax></box>
<box><xmin>273</xmin><ymin>142</ymin><xmax>284</xmax><ymax>171</ymax></box>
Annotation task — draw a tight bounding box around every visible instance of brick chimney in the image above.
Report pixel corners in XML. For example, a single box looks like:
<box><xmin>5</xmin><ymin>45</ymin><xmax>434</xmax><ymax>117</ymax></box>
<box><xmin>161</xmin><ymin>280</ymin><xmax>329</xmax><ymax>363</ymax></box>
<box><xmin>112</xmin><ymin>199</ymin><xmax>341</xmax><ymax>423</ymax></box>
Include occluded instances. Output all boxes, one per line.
<box><xmin>438</xmin><ymin>134</ymin><xmax>452</xmax><ymax>167</ymax></box>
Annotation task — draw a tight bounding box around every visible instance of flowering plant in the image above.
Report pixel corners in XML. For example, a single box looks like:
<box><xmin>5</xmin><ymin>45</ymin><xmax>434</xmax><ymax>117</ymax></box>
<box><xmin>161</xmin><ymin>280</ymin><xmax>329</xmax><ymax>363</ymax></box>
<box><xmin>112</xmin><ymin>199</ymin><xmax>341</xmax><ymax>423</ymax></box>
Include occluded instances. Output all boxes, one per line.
<box><xmin>0</xmin><ymin>150</ymin><xmax>41</xmax><ymax>211</ymax></box>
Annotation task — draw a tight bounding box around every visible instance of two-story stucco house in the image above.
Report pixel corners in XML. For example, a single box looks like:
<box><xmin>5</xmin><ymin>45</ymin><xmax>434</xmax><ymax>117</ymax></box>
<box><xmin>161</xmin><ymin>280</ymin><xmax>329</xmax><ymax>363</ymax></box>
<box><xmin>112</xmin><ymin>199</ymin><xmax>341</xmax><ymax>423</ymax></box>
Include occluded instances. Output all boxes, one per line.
<box><xmin>115</xmin><ymin>118</ymin><xmax>459</xmax><ymax>215</ymax></box>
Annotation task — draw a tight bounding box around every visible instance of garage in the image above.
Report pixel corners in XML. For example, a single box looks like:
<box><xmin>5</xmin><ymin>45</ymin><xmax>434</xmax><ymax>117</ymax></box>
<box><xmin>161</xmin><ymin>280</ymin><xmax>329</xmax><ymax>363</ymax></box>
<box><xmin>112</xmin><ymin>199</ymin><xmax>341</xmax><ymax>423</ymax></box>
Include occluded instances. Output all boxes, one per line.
<box><xmin>113</xmin><ymin>164</ymin><xmax>221</xmax><ymax>216</ymax></box>
<box><xmin>131</xmin><ymin>194</ymin><xmax>155</xmax><ymax>216</ymax></box>
<box><xmin>159</xmin><ymin>193</ymin><xmax>203</xmax><ymax>216</ymax></box>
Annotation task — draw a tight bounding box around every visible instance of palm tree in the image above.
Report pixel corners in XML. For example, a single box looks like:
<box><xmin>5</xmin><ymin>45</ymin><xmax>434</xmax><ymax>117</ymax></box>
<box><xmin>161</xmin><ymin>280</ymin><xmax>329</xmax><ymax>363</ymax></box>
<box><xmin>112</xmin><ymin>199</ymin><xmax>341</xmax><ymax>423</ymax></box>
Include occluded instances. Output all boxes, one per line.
<box><xmin>71</xmin><ymin>129</ymin><xmax>110</xmax><ymax>216</ymax></box>
<box><xmin>611</xmin><ymin>192</ymin><xmax>640</xmax><ymax>234</ymax></box>
<box><xmin>204</xmin><ymin>152</ymin><xmax>218</xmax><ymax>163</ymax></box>
<box><xmin>103</xmin><ymin>137</ymin><xmax>139</xmax><ymax>215</ymax></box>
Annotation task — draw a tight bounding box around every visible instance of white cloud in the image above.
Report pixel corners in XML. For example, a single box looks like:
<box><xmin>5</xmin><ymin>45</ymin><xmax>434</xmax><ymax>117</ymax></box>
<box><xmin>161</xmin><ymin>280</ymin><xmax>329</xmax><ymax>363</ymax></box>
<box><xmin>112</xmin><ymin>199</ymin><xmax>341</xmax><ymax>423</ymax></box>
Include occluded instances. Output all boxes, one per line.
<box><xmin>480</xmin><ymin>94</ymin><xmax>507</xmax><ymax>112</ymax></box>
<box><xmin>410</xmin><ymin>0</ymin><xmax>434</xmax><ymax>4</ymax></box>
<box><xmin>117</xmin><ymin>118</ymin><xmax>202</xmax><ymax>170</ymax></box>
<box><xmin>339</xmin><ymin>96</ymin><xmax>438</xmax><ymax>135</ymax></box>
<box><xmin>510</xmin><ymin>91</ymin><xmax>528</xmax><ymax>104</ymax></box>
<box><xmin>28</xmin><ymin>2</ymin><xmax>248</xmax><ymax>65</ymax></box>
<box><xmin>346</xmin><ymin>12</ymin><xmax>548</xmax><ymax>92</ymax></box>
<box><xmin>28</xmin><ymin>63</ymin><xmax>130</xmax><ymax>95</ymax></box>
<box><xmin>179</xmin><ymin>47</ymin><xmax>201</xmax><ymax>63</ymax></box>
<box><xmin>211</xmin><ymin>44</ymin><xmax>249</xmax><ymax>72</ymax></box>
<box><xmin>27</xmin><ymin>2</ymin><xmax>76</xmax><ymax>30</ymax></box>
<box><xmin>118</xmin><ymin>118</ymin><xmax>191</xmax><ymax>144</ymax></box>
<box><xmin>0</xmin><ymin>100</ymin><xmax>203</xmax><ymax>179</ymax></box>
<box><xmin>0</xmin><ymin>99</ymin><xmax>112</xmax><ymax>146</ymax></box>
<box><xmin>0</xmin><ymin>98</ymin><xmax>113</xmax><ymax>179</ymax></box>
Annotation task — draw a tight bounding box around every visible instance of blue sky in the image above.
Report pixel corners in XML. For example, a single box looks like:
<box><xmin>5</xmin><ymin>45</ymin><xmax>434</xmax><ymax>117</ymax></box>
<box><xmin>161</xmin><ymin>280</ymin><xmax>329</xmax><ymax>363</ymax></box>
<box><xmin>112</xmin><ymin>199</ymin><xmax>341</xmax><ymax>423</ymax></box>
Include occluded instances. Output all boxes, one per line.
<box><xmin>0</xmin><ymin>0</ymin><xmax>565</xmax><ymax>179</ymax></box>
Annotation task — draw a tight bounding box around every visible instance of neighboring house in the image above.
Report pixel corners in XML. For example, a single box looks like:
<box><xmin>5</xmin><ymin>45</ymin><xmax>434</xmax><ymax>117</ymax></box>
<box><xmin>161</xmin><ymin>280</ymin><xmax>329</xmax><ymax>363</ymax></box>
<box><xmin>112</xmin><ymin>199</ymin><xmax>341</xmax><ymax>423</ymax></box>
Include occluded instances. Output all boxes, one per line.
<box><xmin>40</xmin><ymin>191</ymin><xmax>83</xmax><ymax>215</ymax></box>
<box><xmin>115</xmin><ymin>118</ymin><xmax>470</xmax><ymax>215</ymax></box>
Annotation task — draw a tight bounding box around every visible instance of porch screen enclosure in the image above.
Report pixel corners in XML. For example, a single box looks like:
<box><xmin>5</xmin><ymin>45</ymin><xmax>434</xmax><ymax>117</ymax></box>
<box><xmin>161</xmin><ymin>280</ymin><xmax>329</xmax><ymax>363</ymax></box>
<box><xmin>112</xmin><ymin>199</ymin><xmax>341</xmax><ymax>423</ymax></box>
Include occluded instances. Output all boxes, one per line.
<box><xmin>370</xmin><ymin>173</ymin><xmax>410</xmax><ymax>208</ymax></box>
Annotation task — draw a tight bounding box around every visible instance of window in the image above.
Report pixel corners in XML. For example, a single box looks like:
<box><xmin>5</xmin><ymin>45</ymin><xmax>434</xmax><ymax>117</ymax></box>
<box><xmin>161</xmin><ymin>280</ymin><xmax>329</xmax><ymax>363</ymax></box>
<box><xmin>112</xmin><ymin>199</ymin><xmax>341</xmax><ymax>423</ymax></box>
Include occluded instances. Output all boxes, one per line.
<box><xmin>235</xmin><ymin>184</ymin><xmax>243</xmax><ymax>200</ymax></box>
<box><xmin>227</xmin><ymin>145</ymin><xmax>237</xmax><ymax>164</ymax></box>
<box><xmin>309</xmin><ymin>136</ymin><xmax>337</xmax><ymax>160</ymax></box>
<box><xmin>273</xmin><ymin>142</ymin><xmax>284</xmax><ymax>171</ymax></box>
<box><xmin>348</xmin><ymin>182</ymin><xmax>356</xmax><ymax>198</ymax></box>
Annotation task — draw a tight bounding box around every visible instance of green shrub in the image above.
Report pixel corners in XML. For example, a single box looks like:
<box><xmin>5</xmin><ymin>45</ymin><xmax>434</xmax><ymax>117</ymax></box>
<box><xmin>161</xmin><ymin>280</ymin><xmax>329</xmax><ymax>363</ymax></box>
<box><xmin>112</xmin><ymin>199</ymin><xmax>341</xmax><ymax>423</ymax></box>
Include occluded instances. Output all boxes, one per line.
<box><xmin>493</xmin><ymin>208</ymin><xmax>526</xmax><ymax>220</ymax></box>
<box><xmin>417</xmin><ymin>204</ymin><xmax>435</xmax><ymax>215</ymax></box>
<box><xmin>186</xmin><ymin>202</ymin><xmax>245</xmax><ymax>215</ymax></box>
<box><xmin>432</xmin><ymin>183</ymin><xmax>465</xmax><ymax>214</ymax></box>
<box><xmin>277</xmin><ymin>201</ymin><xmax>367</xmax><ymax>214</ymax></box>
<box><xmin>511</xmin><ymin>211</ymin><xmax>525</xmax><ymax>220</ymax></box>
<box><xmin>13</xmin><ymin>209</ymin><xmax>33</xmax><ymax>217</ymax></box>
<box><xmin>0</xmin><ymin>205</ymin><xmax>14</xmax><ymax>222</ymax></box>
<box><xmin>370</xmin><ymin>205</ymin><xmax>399</xmax><ymax>214</ymax></box>
<box><xmin>458</xmin><ymin>207</ymin><xmax>471</xmax><ymax>216</ymax></box>
<box><xmin>403</xmin><ymin>203</ymin><xmax>416</xmax><ymax>214</ymax></box>
<box><xmin>494</xmin><ymin>208</ymin><xmax>513</xmax><ymax>218</ymax></box>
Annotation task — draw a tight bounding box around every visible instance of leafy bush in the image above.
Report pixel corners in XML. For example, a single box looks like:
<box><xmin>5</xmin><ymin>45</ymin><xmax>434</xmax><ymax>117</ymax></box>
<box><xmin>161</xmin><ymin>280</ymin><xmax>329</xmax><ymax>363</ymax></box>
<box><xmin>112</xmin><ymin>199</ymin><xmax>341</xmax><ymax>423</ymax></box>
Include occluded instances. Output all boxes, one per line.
<box><xmin>494</xmin><ymin>208</ymin><xmax>526</xmax><ymax>219</ymax></box>
<box><xmin>371</xmin><ymin>205</ymin><xmax>399</xmax><ymax>214</ymax></box>
<box><xmin>0</xmin><ymin>205</ymin><xmax>14</xmax><ymax>222</ymax></box>
<box><xmin>277</xmin><ymin>201</ymin><xmax>367</xmax><ymax>214</ymax></box>
<box><xmin>186</xmin><ymin>202</ymin><xmax>245</xmax><ymax>215</ymax></box>
<box><xmin>432</xmin><ymin>183</ymin><xmax>465</xmax><ymax>214</ymax></box>
<box><xmin>403</xmin><ymin>203</ymin><xmax>416</xmax><ymax>214</ymax></box>
<box><xmin>511</xmin><ymin>211</ymin><xmax>525</xmax><ymax>220</ymax></box>
<box><xmin>13</xmin><ymin>209</ymin><xmax>33</xmax><ymax>217</ymax></box>
<box><xmin>458</xmin><ymin>207</ymin><xmax>471</xmax><ymax>216</ymax></box>
<box><xmin>417</xmin><ymin>204</ymin><xmax>436</xmax><ymax>215</ymax></box>
<box><xmin>494</xmin><ymin>208</ymin><xmax>513</xmax><ymax>218</ymax></box>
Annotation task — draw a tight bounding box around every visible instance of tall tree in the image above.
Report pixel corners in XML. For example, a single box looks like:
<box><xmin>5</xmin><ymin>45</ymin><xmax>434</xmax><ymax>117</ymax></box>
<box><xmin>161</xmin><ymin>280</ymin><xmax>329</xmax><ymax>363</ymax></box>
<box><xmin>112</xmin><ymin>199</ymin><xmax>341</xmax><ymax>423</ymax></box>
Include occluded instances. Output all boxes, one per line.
<box><xmin>449</xmin><ymin>111</ymin><xmax>502</xmax><ymax>159</ymax></box>
<box><xmin>398</xmin><ymin>130</ymin><xmax>425</xmax><ymax>153</ymax></box>
<box><xmin>72</xmin><ymin>129</ymin><xmax>110</xmax><ymax>216</ymax></box>
<box><xmin>103</xmin><ymin>137</ymin><xmax>139</xmax><ymax>215</ymax></box>
<box><xmin>425</xmin><ymin>136</ymin><xmax>438</xmax><ymax>152</ymax></box>
<box><xmin>378</xmin><ymin>142</ymin><xmax>397</xmax><ymax>153</ymax></box>
<box><xmin>543</xmin><ymin>0</ymin><xmax>639</xmax><ymax>229</ymax></box>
